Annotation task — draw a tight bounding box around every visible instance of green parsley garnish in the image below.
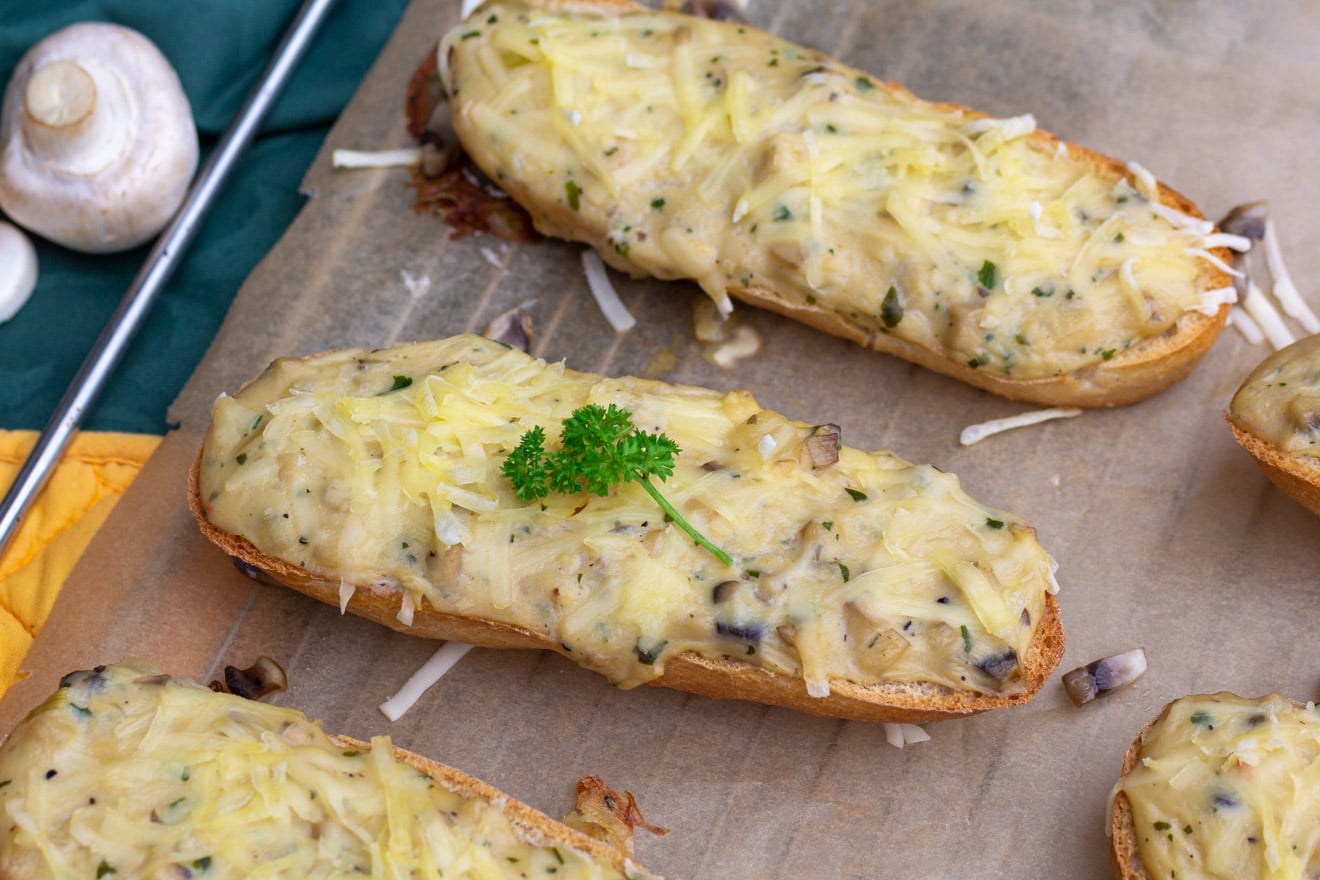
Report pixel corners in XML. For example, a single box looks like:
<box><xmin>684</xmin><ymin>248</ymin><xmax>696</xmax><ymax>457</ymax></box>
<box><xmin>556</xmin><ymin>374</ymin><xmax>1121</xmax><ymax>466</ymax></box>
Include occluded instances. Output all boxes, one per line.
<box><xmin>387</xmin><ymin>375</ymin><xmax>413</xmax><ymax>392</ymax></box>
<box><xmin>880</xmin><ymin>284</ymin><xmax>903</xmax><ymax>327</ymax></box>
<box><xmin>977</xmin><ymin>260</ymin><xmax>997</xmax><ymax>289</ymax></box>
<box><xmin>985</xmin><ymin>517</ymin><xmax>1004</xmax><ymax>529</ymax></box>
<box><xmin>651</xmin><ymin>197</ymin><xmax>665</xmax><ymax>211</ymax></box>
<box><xmin>565</xmin><ymin>180</ymin><xmax>581</xmax><ymax>211</ymax></box>
<box><xmin>502</xmin><ymin>404</ymin><xmax>731</xmax><ymax>566</ymax></box>
<box><xmin>772</xmin><ymin>204</ymin><xmax>793</xmax><ymax>222</ymax></box>
<box><xmin>839</xmin><ymin>562</ymin><xmax>850</xmax><ymax>582</ymax></box>
<box><xmin>960</xmin><ymin>624</ymin><xmax>973</xmax><ymax>653</ymax></box>
<box><xmin>845</xmin><ymin>487</ymin><xmax>868</xmax><ymax>502</ymax></box>
<box><xmin>854</xmin><ymin>76</ymin><xmax>874</xmax><ymax>91</ymax></box>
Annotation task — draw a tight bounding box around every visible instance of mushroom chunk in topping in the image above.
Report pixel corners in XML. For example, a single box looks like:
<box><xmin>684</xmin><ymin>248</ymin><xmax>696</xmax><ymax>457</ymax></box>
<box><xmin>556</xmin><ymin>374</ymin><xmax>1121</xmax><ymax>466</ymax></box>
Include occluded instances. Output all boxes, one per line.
<box><xmin>803</xmin><ymin>424</ymin><xmax>842</xmax><ymax>468</ymax></box>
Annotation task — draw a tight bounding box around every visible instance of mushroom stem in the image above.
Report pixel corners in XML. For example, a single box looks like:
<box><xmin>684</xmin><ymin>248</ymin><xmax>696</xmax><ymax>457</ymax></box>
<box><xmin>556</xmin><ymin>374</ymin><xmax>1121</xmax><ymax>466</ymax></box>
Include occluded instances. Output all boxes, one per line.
<box><xmin>22</xmin><ymin>59</ymin><xmax>133</xmax><ymax>176</ymax></box>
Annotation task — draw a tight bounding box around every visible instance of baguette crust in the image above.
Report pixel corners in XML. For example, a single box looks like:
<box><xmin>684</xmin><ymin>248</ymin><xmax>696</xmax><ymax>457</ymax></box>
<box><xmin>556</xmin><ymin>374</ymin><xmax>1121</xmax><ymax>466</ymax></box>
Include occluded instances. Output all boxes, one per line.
<box><xmin>1227</xmin><ymin>419</ymin><xmax>1320</xmax><ymax>518</ymax></box>
<box><xmin>1111</xmin><ymin>712</ymin><xmax>1158</xmax><ymax>880</ymax></box>
<box><xmin>445</xmin><ymin>0</ymin><xmax>1230</xmax><ymax>408</ymax></box>
<box><xmin>191</xmin><ymin>452</ymin><xmax>1064</xmax><ymax>725</ymax></box>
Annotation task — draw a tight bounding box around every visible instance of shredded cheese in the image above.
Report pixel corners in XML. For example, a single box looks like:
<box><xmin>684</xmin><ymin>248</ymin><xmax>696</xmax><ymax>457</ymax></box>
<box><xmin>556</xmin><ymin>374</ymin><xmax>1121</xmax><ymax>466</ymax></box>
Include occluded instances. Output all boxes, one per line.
<box><xmin>582</xmin><ymin>250</ymin><xmax>637</xmax><ymax>332</ymax></box>
<box><xmin>1227</xmin><ymin>306</ymin><xmax>1266</xmax><ymax>346</ymax></box>
<box><xmin>960</xmin><ymin>408</ymin><xmax>1084</xmax><ymax>446</ymax></box>
<box><xmin>331</xmin><ymin>147</ymin><xmax>422</xmax><ymax>168</ymax></box>
<box><xmin>1243</xmin><ymin>279</ymin><xmax>1297</xmax><ymax>351</ymax></box>
<box><xmin>379</xmin><ymin>641</ymin><xmax>477</xmax><ymax>721</ymax></box>
<box><xmin>1263</xmin><ymin>218</ymin><xmax>1320</xmax><ymax>333</ymax></box>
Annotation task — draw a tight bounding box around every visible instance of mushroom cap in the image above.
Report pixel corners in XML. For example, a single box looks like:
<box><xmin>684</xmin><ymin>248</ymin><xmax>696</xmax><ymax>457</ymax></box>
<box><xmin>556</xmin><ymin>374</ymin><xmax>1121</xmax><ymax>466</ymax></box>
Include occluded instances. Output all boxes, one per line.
<box><xmin>0</xmin><ymin>220</ymin><xmax>38</xmax><ymax>322</ymax></box>
<box><xmin>0</xmin><ymin>22</ymin><xmax>199</xmax><ymax>253</ymax></box>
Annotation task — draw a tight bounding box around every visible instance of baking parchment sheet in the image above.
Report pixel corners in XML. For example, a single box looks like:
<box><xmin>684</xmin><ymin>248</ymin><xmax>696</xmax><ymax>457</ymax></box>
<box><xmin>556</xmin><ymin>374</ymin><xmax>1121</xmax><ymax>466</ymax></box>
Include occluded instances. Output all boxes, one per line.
<box><xmin>3</xmin><ymin>2</ymin><xmax>1318</xmax><ymax>877</ymax></box>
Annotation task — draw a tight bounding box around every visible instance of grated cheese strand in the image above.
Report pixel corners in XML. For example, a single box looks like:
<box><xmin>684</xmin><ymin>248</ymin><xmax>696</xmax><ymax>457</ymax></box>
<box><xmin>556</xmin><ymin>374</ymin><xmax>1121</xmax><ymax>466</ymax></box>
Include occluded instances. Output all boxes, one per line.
<box><xmin>960</xmin><ymin>408</ymin><xmax>1084</xmax><ymax>446</ymax></box>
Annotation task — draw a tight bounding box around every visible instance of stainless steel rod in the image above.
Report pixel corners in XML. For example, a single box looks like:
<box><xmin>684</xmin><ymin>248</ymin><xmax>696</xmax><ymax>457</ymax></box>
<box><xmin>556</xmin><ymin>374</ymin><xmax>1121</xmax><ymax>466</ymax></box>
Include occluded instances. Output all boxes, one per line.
<box><xmin>0</xmin><ymin>0</ymin><xmax>338</xmax><ymax>559</ymax></box>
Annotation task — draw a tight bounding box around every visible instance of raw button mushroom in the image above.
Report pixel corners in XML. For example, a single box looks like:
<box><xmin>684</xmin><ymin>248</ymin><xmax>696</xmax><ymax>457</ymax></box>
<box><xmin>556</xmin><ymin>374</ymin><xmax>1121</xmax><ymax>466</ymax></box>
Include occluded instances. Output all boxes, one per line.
<box><xmin>0</xmin><ymin>22</ymin><xmax>198</xmax><ymax>253</ymax></box>
<box><xmin>0</xmin><ymin>220</ymin><xmax>37</xmax><ymax>322</ymax></box>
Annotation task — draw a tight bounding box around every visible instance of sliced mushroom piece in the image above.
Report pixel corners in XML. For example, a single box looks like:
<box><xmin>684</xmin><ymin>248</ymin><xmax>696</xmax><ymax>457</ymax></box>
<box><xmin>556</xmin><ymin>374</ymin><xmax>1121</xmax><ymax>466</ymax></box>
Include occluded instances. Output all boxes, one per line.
<box><xmin>481</xmin><ymin>301</ymin><xmax>536</xmax><ymax>351</ymax></box>
<box><xmin>974</xmin><ymin>648</ymin><xmax>1019</xmax><ymax>682</ymax></box>
<box><xmin>1061</xmin><ymin>647</ymin><xmax>1147</xmax><ymax>706</ymax></box>
<box><xmin>844</xmin><ymin>602</ymin><xmax>911</xmax><ymax>675</ymax></box>
<box><xmin>802</xmin><ymin>424</ymin><xmax>841</xmax><ymax>468</ymax></box>
<box><xmin>1218</xmin><ymin>201</ymin><xmax>1269</xmax><ymax>243</ymax></box>
<box><xmin>211</xmin><ymin>656</ymin><xmax>288</xmax><ymax>701</ymax></box>
<box><xmin>688</xmin><ymin>0</ymin><xmax>751</xmax><ymax>23</ymax></box>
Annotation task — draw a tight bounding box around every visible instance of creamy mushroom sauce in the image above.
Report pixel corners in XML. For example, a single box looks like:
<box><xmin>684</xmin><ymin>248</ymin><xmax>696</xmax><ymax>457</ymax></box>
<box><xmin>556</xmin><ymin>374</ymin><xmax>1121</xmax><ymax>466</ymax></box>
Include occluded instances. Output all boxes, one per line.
<box><xmin>1230</xmin><ymin>334</ymin><xmax>1320</xmax><ymax>465</ymax></box>
<box><xmin>1117</xmin><ymin>693</ymin><xmax>1320</xmax><ymax>880</ymax></box>
<box><xmin>0</xmin><ymin>661</ymin><xmax>638</xmax><ymax>879</ymax></box>
<box><xmin>197</xmin><ymin>336</ymin><xmax>1056</xmax><ymax>697</ymax></box>
<box><xmin>445</xmin><ymin>1</ymin><xmax>1227</xmax><ymax>380</ymax></box>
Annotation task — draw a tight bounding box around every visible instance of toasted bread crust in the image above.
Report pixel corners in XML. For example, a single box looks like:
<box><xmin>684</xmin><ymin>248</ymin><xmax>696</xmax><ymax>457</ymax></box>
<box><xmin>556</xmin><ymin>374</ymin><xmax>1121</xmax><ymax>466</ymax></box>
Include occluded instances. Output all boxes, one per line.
<box><xmin>1227</xmin><ymin>417</ymin><xmax>1320</xmax><ymax>518</ymax></box>
<box><xmin>190</xmin><ymin>453</ymin><xmax>1064</xmax><ymax>725</ymax></box>
<box><xmin>1110</xmin><ymin>712</ymin><xmax>1158</xmax><ymax>880</ymax></box>
<box><xmin>447</xmin><ymin>0</ymin><xmax>1230</xmax><ymax>408</ymax></box>
<box><xmin>327</xmin><ymin>734</ymin><xmax>644</xmax><ymax>875</ymax></box>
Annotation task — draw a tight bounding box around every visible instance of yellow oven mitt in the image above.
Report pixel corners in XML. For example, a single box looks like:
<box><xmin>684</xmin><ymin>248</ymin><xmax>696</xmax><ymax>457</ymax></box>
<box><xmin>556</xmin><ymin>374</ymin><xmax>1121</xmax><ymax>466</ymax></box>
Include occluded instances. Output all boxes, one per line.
<box><xmin>0</xmin><ymin>430</ymin><xmax>160</xmax><ymax>696</ymax></box>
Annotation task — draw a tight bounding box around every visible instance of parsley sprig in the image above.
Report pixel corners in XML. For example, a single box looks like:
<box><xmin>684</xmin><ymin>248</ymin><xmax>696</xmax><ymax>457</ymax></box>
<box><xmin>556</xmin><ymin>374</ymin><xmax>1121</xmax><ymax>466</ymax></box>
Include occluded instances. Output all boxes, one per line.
<box><xmin>501</xmin><ymin>404</ymin><xmax>732</xmax><ymax>566</ymax></box>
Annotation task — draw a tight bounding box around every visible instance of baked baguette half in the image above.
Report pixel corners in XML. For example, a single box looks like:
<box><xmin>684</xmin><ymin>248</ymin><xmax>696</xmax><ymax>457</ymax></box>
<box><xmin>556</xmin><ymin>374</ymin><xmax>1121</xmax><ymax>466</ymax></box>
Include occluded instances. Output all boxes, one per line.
<box><xmin>441</xmin><ymin>0</ymin><xmax>1233</xmax><ymax>407</ymax></box>
<box><xmin>191</xmin><ymin>335</ymin><xmax>1063</xmax><ymax>724</ymax></box>
<box><xmin>1227</xmin><ymin>334</ymin><xmax>1320</xmax><ymax>517</ymax></box>
<box><xmin>0</xmin><ymin>661</ymin><xmax>654</xmax><ymax>879</ymax></box>
<box><xmin>1110</xmin><ymin>692</ymin><xmax>1320</xmax><ymax>880</ymax></box>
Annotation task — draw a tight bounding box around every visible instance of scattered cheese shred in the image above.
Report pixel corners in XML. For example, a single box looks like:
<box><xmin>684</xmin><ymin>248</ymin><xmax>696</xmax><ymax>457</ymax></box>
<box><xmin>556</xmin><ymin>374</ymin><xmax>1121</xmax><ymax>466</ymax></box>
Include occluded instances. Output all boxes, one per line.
<box><xmin>883</xmin><ymin>722</ymin><xmax>931</xmax><ymax>749</ymax></box>
<box><xmin>1263</xmin><ymin>218</ymin><xmax>1320</xmax><ymax>333</ymax></box>
<box><xmin>1192</xmin><ymin>285</ymin><xmax>1237</xmax><ymax>317</ymax></box>
<box><xmin>379</xmin><ymin>641</ymin><xmax>477</xmax><ymax>721</ymax></box>
<box><xmin>581</xmin><ymin>250</ymin><xmax>637</xmax><ymax>332</ymax></box>
<box><xmin>1227</xmin><ymin>306</ymin><xmax>1266</xmax><ymax>346</ymax></box>
<box><xmin>1243</xmin><ymin>279</ymin><xmax>1297</xmax><ymax>351</ymax></box>
<box><xmin>960</xmin><ymin>408</ymin><xmax>1084</xmax><ymax>446</ymax></box>
<box><xmin>331</xmin><ymin>147</ymin><xmax>422</xmax><ymax>169</ymax></box>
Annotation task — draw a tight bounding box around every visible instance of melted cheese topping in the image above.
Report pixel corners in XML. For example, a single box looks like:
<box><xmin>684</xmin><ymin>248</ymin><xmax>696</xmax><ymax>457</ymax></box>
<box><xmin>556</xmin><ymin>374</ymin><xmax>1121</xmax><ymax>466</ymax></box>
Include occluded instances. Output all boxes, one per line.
<box><xmin>0</xmin><ymin>662</ymin><xmax>636</xmax><ymax>879</ymax></box>
<box><xmin>197</xmin><ymin>336</ymin><xmax>1055</xmax><ymax>697</ymax></box>
<box><xmin>1118</xmin><ymin>693</ymin><xmax>1320</xmax><ymax>880</ymax></box>
<box><xmin>1230</xmin><ymin>335</ymin><xmax>1320</xmax><ymax>464</ymax></box>
<box><xmin>446</xmin><ymin>1</ymin><xmax>1219</xmax><ymax>380</ymax></box>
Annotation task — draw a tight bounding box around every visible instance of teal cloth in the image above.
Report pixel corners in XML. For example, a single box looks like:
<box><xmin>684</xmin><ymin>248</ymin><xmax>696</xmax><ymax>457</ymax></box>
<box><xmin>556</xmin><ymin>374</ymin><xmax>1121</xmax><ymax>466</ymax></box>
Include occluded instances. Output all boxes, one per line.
<box><xmin>0</xmin><ymin>0</ymin><xmax>409</xmax><ymax>433</ymax></box>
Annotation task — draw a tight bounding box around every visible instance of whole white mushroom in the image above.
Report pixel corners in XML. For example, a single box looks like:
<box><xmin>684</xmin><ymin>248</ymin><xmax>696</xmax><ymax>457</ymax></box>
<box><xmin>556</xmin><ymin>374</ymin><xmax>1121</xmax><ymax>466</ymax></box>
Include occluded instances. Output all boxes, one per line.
<box><xmin>0</xmin><ymin>22</ymin><xmax>198</xmax><ymax>253</ymax></box>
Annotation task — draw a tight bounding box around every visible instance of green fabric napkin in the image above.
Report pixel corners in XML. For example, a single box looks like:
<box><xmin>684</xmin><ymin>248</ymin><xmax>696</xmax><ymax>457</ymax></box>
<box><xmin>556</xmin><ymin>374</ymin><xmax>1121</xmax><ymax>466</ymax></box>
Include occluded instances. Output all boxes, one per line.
<box><xmin>0</xmin><ymin>0</ymin><xmax>409</xmax><ymax>434</ymax></box>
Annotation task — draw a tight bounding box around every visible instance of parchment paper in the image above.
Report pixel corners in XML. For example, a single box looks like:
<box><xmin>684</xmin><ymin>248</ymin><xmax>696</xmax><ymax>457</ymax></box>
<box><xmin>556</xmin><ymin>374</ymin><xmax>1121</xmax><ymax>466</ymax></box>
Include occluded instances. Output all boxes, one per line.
<box><xmin>4</xmin><ymin>2</ymin><xmax>1318</xmax><ymax>878</ymax></box>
